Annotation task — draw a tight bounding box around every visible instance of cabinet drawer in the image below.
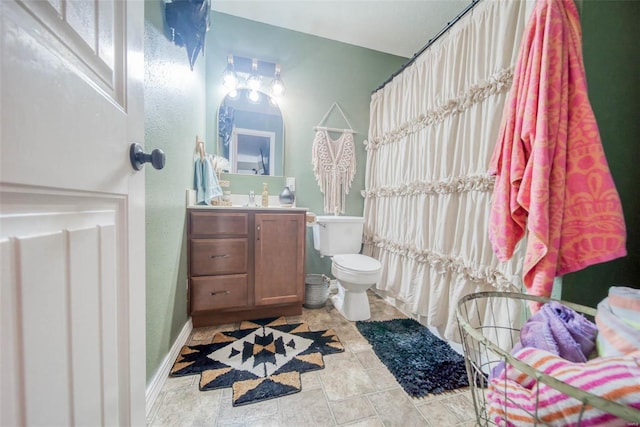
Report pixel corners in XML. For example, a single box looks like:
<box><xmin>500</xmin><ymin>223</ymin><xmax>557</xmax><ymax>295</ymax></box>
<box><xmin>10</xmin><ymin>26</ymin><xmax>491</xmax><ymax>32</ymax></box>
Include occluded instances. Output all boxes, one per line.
<box><xmin>191</xmin><ymin>238</ymin><xmax>247</xmax><ymax>276</ymax></box>
<box><xmin>191</xmin><ymin>275</ymin><xmax>248</xmax><ymax>312</ymax></box>
<box><xmin>190</xmin><ymin>212</ymin><xmax>248</xmax><ymax>236</ymax></box>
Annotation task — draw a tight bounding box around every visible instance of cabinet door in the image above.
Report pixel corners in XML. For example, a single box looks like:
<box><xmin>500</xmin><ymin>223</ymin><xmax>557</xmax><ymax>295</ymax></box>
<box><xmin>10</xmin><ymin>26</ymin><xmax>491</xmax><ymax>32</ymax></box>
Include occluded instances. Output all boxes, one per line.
<box><xmin>254</xmin><ymin>213</ymin><xmax>305</xmax><ymax>306</ymax></box>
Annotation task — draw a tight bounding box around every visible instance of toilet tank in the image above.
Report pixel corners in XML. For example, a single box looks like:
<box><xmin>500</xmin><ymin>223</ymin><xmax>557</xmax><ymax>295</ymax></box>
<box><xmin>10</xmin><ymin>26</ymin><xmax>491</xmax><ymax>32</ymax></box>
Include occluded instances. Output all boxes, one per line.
<box><xmin>312</xmin><ymin>216</ymin><xmax>364</xmax><ymax>256</ymax></box>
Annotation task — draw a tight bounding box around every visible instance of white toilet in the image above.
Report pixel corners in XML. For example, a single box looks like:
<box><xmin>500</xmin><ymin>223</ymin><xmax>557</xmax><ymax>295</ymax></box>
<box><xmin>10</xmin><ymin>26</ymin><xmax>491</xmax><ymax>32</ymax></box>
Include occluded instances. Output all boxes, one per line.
<box><xmin>312</xmin><ymin>216</ymin><xmax>382</xmax><ymax>321</ymax></box>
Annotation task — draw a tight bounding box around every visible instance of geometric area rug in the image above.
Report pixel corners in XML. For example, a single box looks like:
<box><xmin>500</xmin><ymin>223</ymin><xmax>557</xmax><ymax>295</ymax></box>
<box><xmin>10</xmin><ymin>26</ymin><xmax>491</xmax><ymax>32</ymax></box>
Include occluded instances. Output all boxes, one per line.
<box><xmin>356</xmin><ymin>318</ymin><xmax>469</xmax><ymax>398</ymax></box>
<box><xmin>170</xmin><ymin>317</ymin><xmax>344</xmax><ymax>406</ymax></box>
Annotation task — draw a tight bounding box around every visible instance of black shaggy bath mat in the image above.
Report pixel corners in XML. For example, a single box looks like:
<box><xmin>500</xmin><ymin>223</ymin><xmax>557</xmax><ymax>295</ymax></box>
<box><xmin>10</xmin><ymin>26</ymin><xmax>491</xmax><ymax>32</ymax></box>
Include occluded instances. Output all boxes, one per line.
<box><xmin>170</xmin><ymin>317</ymin><xmax>344</xmax><ymax>406</ymax></box>
<box><xmin>356</xmin><ymin>318</ymin><xmax>469</xmax><ymax>397</ymax></box>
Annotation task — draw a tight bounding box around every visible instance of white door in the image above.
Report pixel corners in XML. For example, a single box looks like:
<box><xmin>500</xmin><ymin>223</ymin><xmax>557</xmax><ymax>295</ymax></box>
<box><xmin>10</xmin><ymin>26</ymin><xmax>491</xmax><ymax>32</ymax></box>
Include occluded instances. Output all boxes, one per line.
<box><xmin>1</xmin><ymin>1</ymin><xmax>145</xmax><ymax>425</ymax></box>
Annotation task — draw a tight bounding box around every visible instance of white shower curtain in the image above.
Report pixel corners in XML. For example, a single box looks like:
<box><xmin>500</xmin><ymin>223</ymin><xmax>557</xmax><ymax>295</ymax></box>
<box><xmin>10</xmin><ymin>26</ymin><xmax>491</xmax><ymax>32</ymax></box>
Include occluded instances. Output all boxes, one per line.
<box><xmin>363</xmin><ymin>0</ymin><xmax>532</xmax><ymax>342</ymax></box>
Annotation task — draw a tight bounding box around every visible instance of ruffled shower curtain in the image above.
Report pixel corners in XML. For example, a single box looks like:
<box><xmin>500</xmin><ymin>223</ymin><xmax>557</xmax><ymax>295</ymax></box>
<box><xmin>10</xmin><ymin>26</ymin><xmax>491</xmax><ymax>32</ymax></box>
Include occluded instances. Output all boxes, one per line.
<box><xmin>363</xmin><ymin>0</ymin><xmax>532</xmax><ymax>342</ymax></box>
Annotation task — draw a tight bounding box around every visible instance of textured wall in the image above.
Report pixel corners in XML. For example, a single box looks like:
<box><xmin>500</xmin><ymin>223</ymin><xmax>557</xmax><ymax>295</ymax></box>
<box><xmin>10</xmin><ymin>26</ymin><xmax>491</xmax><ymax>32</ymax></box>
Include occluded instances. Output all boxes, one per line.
<box><xmin>205</xmin><ymin>12</ymin><xmax>407</xmax><ymax>276</ymax></box>
<box><xmin>561</xmin><ymin>1</ymin><xmax>640</xmax><ymax>306</ymax></box>
<box><xmin>144</xmin><ymin>0</ymin><xmax>207</xmax><ymax>382</ymax></box>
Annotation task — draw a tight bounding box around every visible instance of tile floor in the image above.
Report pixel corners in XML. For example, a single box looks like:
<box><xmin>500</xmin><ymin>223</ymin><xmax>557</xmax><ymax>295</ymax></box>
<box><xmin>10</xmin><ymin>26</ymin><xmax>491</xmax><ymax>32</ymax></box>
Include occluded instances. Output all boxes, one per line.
<box><xmin>147</xmin><ymin>291</ymin><xmax>479</xmax><ymax>426</ymax></box>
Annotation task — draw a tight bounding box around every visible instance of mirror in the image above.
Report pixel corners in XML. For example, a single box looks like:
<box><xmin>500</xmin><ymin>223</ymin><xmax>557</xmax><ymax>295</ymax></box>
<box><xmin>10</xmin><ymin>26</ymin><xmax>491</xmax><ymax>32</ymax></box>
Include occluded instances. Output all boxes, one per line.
<box><xmin>218</xmin><ymin>89</ymin><xmax>284</xmax><ymax>176</ymax></box>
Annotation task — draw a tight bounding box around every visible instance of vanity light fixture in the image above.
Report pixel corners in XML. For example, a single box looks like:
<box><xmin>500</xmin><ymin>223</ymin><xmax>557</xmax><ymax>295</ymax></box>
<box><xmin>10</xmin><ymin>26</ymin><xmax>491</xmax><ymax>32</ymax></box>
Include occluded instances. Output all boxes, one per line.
<box><xmin>222</xmin><ymin>54</ymin><xmax>238</xmax><ymax>91</ymax></box>
<box><xmin>246</xmin><ymin>58</ymin><xmax>262</xmax><ymax>91</ymax></box>
<box><xmin>221</xmin><ymin>55</ymin><xmax>285</xmax><ymax>101</ymax></box>
<box><xmin>270</xmin><ymin>64</ymin><xmax>285</xmax><ymax>98</ymax></box>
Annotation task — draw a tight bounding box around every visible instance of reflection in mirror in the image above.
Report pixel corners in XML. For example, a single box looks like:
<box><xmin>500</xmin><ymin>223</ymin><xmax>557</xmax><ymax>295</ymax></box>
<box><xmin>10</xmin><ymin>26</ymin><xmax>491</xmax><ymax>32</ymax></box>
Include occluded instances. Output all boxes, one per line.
<box><xmin>218</xmin><ymin>89</ymin><xmax>284</xmax><ymax>176</ymax></box>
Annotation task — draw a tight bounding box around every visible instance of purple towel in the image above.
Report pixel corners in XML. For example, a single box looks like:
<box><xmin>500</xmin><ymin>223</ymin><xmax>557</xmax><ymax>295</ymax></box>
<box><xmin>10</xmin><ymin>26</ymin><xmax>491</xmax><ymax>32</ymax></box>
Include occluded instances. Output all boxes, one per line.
<box><xmin>520</xmin><ymin>301</ymin><xmax>597</xmax><ymax>362</ymax></box>
<box><xmin>490</xmin><ymin>301</ymin><xmax>597</xmax><ymax>379</ymax></box>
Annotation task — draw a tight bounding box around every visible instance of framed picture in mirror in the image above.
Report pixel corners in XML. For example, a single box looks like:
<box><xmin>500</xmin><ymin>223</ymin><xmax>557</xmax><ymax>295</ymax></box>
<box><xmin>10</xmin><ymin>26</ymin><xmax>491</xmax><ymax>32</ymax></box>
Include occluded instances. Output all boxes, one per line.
<box><xmin>218</xmin><ymin>89</ymin><xmax>284</xmax><ymax>176</ymax></box>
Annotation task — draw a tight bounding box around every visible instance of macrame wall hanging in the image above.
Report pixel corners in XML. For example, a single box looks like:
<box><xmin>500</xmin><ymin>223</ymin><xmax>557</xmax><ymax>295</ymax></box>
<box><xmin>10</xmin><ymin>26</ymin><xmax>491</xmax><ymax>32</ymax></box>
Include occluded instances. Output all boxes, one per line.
<box><xmin>312</xmin><ymin>102</ymin><xmax>356</xmax><ymax>215</ymax></box>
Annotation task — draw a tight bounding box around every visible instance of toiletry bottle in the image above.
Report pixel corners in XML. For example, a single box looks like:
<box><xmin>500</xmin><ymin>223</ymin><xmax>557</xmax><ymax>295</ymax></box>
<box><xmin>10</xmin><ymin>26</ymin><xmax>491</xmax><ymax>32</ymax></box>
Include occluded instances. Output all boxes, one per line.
<box><xmin>261</xmin><ymin>183</ymin><xmax>269</xmax><ymax>207</ymax></box>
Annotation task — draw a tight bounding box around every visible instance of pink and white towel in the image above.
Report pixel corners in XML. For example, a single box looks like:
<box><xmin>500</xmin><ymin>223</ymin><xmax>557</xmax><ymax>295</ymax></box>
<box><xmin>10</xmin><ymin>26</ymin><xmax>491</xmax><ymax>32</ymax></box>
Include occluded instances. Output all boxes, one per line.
<box><xmin>488</xmin><ymin>0</ymin><xmax>627</xmax><ymax>301</ymax></box>
<box><xmin>596</xmin><ymin>286</ymin><xmax>640</xmax><ymax>357</ymax></box>
<box><xmin>487</xmin><ymin>347</ymin><xmax>640</xmax><ymax>426</ymax></box>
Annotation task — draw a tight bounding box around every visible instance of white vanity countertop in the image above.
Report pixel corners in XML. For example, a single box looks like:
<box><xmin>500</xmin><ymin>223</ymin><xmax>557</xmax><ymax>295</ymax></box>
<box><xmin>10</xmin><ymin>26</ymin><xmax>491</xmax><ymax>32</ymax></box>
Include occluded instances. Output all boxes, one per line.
<box><xmin>186</xmin><ymin>189</ymin><xmax>307</xmax><ymax>211</ymax></box>
<box><xmin>188</xmin><ymin>204</ymin><xmax>308</xmax><ymax>212</ymax></box>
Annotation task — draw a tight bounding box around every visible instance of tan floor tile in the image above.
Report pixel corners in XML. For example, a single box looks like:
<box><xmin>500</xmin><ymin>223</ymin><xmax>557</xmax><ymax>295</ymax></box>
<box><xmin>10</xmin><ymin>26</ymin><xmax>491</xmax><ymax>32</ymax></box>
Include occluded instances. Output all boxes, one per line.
<box><xmin>342</xmin><ymin>417</ymin><xmax>385</xmax><ymax>427</ymax></box>
<box><xmin>215</xmin><ymin>421</ymin><xmax>245</xmax><ymax>427</ymax></box>
<box><xmin>364</xmin><ymin>366</ymin><xmax>400</xmax><ymax>391</ymax></box>
<box><xmin>342</xmin><ymin>341</ymin><xmax>372</xmax><ymax>354</ymax></box>
<box><xmin>441</xmin><ymin>393</ymin><xmax>476</xmax><ymax>422</ymax></box>
<box><xmin>190</xmin><ymin>323</ymin><xmax>238</xmax><ymax>343</ymax></box>
<box><xmin>250</xmin><ymin>418</ymin><xmax>293</xmax><ymax>427</ymax></box>
<box><xmin>301</xmin><ymin>370</ymin><xmax>322</xmax><ymax>390</ymax></box>
<box><xmin>149</xmin><ymin>387</ymin><xmax>222</xmax><ymax>426</ymax></box>
<box><xmin>286</xmin><ymin>314</ymin><xmax>305</xmax><ymax>324</ymax></box>
<box><xmin>320</xmin><ymin>356</ymin><xmax>377</xmax><ymax>401</ymax></box>
<box><xmin>416</xmin><ymin>400</ymin><xmax>461</xmax><ymax>427</ymax></box>
<box><xmin>303</xmin><ymin>308</ymin><xmax>334</xmax><ymax>328</ymax></box>
<box><xmin>324</xmin><ymin>350</ymin><xmax>357</xmax><ymax>367</ymax></box>
<box><xmin>331</xmin><ymin>325</ymin><xmax>365</xmax><ymax>342</ymax></box>
<box><xmin>190</xmin><ymin>327</ymin><xmax>215</xmax><ymax>342</ymax></box>
<box><xmin>367</xmin><ymin>389</ymin><xmax>429</xmax><ymax>427</ymax></box>
<box><xmin>215</xmin><ymin>388</ymin><xmax>279</xmax><ymax>424</ymax></box>
<box><xmin>278</xmin><ymin>388</ymin><xmax>335</xmax><ymax>426</ymax></box>
<box><xmin>329</xmin><ymin>396</ymin><xmax>376</xmax><ymax>425</ymax></box>
<box><xmin>346</xmin><ymin>341</ymin><xmax>373</xmax><ymax>353</ymax></box>
<box><xmin>161</xmin><ymin>374</ymin><xmax>197</xmax><ymax>391</ymax></box>
<box><xmin>353</xmin><ymin>349</ymin><xmax>384</xmax><ymax>369</ymax></box>
<box><xmin>368</xmin><ymin>312</ymin><xmax>406</xmax><ymax>322</ymax></box>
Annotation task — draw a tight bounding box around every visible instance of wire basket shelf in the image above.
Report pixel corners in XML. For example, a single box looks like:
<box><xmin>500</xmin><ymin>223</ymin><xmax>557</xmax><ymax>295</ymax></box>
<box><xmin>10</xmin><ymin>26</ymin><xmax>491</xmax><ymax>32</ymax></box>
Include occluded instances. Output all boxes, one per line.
<box><xmin>456</xmin><ymin>291</ymin><xmax>640</xmax><ymax>426</ymax></box>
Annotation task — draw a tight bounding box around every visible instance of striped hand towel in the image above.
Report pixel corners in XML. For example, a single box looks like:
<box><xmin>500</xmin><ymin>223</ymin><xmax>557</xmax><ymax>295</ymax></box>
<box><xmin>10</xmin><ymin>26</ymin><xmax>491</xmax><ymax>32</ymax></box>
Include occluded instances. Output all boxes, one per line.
<box><xmin>487</xmin><ymin>347</ymin><xmax>640</xmax><ymax>426</ymax></box>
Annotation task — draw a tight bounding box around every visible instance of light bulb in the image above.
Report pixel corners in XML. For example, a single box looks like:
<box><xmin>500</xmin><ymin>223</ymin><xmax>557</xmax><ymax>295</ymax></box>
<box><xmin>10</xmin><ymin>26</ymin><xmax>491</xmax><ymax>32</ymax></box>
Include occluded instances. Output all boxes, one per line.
<box><xmin>271</xmin><ymin>76</ymin><xmax>285</xmax><ymax>97</ymax></box>
<box><xmin>222</xmin><ymin>55</ymin><xmax>238</xmax><ymax>90</ymax></box>
<box><xmin>247</xmin><ymin>74</ymin><xmax>261</xmax><ymax>91</ymax></box>
<box><xmin>270</xmin><ymin>64</ymin><xmax>285</xmax><ymax>97</ymax></box>
<box><xmin>248</xmin><ymin>90</ymin><xmax>260</xmax><ymax>103</ymax></box>
<box><xmin>223</xmin><ymin>71</ymin><xmax>238</xmax><ymax>90</ymax></box>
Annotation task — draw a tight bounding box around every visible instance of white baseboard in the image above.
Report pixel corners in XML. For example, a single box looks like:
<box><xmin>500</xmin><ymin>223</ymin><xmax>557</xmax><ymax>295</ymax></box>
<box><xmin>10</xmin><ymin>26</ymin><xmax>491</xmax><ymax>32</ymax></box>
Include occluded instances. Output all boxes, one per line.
<box><xmin>145</xmin><ymin>318</ymin><xmax>193</xmax><ymax>417</ymax></box>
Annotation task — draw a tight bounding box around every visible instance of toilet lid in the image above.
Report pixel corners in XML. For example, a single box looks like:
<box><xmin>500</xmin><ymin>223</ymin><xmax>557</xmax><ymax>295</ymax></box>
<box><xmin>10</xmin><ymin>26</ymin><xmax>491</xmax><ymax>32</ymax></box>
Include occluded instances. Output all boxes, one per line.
<box><xmin>333</xmin><ymin>254</ymin><xmax>381</xmax><ymax>273</ymax></box>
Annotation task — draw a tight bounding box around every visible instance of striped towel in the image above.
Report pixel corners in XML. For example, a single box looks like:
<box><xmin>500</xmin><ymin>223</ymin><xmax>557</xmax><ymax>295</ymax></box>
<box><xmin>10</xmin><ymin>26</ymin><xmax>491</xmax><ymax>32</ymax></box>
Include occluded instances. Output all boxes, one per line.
<box><xmin>596</xmin><ymin>286</ymin><xmax>640</xmax><ymax>357</ymax></box>
<box><xmin>487</xmin><ymin>347</ymin><xmax>640</xmax><ymax>426</ymax></box>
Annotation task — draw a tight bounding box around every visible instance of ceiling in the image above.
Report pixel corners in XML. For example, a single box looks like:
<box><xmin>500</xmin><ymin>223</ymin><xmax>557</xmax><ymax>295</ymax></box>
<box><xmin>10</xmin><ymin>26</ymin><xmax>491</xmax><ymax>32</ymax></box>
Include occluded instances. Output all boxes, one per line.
<box><xmin>211</xmin><ymin>0</ymin><xmax>472</xmax><ymax>58</ymax></box>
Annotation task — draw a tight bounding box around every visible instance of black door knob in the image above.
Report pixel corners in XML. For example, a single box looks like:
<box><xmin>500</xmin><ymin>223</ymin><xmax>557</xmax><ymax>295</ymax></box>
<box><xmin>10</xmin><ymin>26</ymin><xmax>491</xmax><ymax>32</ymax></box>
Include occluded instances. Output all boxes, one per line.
<box><xmin>130</xmin><ymin>143</ymin><xmax>166</xmax><ymax>170</ymax></box>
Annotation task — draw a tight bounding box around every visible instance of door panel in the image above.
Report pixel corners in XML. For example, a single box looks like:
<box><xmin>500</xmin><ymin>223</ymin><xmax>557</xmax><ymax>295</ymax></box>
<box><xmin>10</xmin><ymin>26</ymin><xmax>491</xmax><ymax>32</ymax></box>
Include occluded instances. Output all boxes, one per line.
<box><xmin>16</xmin><ymin>0</ymin><xmax>123</xmax><ymax>103</ymax></box>
<box><xmin>0</xmin><ymin>189</ymin><xmax>126</xmax><ymax>425</ymax></box>
<box><xmin>0</xmin><ymin>0</ymin><xmax>144</xmax><ymax>425</ymax></box>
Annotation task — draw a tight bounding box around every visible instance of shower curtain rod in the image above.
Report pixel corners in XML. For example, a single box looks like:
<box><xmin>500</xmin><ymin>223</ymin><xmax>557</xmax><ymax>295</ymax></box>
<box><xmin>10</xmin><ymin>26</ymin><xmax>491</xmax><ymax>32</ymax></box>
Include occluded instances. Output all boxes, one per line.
<box><xmin>373</xmin><ymin>0</ymin><xmax>482</xmax><ymax>94</ymax></box>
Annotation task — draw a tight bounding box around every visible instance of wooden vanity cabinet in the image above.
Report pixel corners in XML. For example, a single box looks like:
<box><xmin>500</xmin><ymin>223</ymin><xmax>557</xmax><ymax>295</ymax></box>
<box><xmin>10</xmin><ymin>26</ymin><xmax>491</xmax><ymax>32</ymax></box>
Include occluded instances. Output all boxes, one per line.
<box><xmin>187</xmin><ymin>208</ymin><xmax>305</xmax><ymax>327</ymax></box>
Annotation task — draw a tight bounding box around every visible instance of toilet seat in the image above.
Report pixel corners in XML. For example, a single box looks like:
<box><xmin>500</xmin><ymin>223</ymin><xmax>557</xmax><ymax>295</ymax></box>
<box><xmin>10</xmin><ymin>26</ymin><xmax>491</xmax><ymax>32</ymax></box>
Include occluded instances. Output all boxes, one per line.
<box><xmin>332</xmin><ymin>254</ymin><xmax>381</xmax><ymax>284</ymax></box>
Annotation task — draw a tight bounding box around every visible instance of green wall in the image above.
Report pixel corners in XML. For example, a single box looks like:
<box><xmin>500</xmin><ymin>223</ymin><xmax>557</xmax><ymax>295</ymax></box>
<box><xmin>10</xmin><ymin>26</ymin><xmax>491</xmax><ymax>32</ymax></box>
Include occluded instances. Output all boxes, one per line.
<box><xmin>561</xmin><ymin>1</ymin><xmax>640</xmax><ymax>306</ymax></box>
<box><xmin>205</xmin><ymin>12</ymin><xmax>406</xmax><ymax>278</ymax></box>
<box><xmin>144</xmin><ymin>0</ymin><xmax>207</xmax><ymax>381</ymax></box>
<box><xmin>144</xmin><ymin>8</ymin><xmax>405</xmax><ymax>384</ymax></box>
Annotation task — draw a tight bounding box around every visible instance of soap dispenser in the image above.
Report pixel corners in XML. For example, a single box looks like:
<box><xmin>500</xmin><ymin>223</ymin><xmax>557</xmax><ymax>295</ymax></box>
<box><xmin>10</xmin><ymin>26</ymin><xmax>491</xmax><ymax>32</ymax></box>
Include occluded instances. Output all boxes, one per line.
<box><xmin>261</xmin><ymin>183</ymin><xmax>269</xmax><ymax>207</ymax></box>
